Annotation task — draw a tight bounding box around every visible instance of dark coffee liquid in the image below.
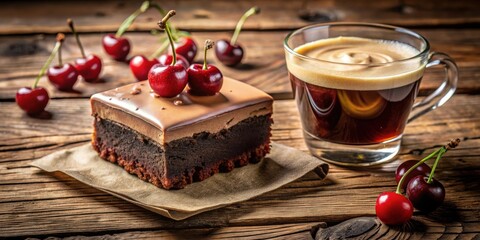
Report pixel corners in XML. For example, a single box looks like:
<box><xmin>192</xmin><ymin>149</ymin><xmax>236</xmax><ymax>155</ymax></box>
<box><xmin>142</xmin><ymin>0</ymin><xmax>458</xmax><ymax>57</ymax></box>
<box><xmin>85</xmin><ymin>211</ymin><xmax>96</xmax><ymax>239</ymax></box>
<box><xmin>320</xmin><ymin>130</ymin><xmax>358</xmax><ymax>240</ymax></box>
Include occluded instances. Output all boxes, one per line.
<box><xmin>290</xmin><ymin>74</ymin><xmax>421</xmax><ymax>145</ymax></box>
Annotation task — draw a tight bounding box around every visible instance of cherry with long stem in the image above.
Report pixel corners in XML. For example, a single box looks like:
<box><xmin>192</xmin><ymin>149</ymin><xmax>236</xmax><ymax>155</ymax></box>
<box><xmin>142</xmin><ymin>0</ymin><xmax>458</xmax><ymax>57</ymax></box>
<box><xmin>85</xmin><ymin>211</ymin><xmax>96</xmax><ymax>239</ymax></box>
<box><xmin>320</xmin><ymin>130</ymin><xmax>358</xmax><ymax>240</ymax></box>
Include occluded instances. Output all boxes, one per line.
<box><xmin>16</xmin><ymin>34</ymin><xmax>64</xmax><ymax>114</ymax></box>
<box><xmin>68</xmin><ymin>18</ymin><xmax>102</xmax><ymax>82</ymax></box>
<box><xmin>46</xmin><ymin>33</ymin><xmax>79</xmax><ymax>91</ymax></box>
<box><xmin>148</xmin><ymin>10</ymin><xmax>188</xmax><ymax>98</ymax></box>
<box><xmin>156</xmin><ymin>11</ymin><xmax>190</xmax><ymax>69</ymax></box>
<box><xmin>46</xmin><ymin>35</ymin><xmax>78</xmax><ymax>91</ymax></box>
<box><xmin>215</xmin><ymin>6</ymin><xmax>260</xmax><ymax>66</ymax></box>
<box><xmin>130</xmin><ymin>7</ymin><xmax>190</xmax><ymax>82</ymax></box>
<box><xmin>187</xmin><ymin>39</ymin><xmax>223</xmax><ymax>96</ymax></box>
<box><xmin>103</xmin><ymin>1</ymin><xmax>177</xmax><ymax>61</ymax></box>
<box><xmin>230</xmin><ymin>6</ymin><xmax>260</xmax><ymax>46</ymax></box>
<box><xmin>102</xmin><ymin>1</ymin><xmax>151</xmax><ymax>61</ymax></box>
<box><xmin>38</xmin><ymin>34</ymin><xmax>64</xmax><ymax>88</ymax></box>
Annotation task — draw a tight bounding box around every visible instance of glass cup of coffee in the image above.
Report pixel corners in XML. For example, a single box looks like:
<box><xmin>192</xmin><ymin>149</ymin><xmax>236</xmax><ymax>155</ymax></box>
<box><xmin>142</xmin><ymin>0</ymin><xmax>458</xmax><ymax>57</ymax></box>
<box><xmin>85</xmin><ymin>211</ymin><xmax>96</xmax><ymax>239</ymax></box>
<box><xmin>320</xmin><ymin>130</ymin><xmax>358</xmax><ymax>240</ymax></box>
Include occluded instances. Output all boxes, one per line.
<box><xmin>284</xmin><ymin>22</ymin><xmax>458</xmax><ymax>166</ymax></box>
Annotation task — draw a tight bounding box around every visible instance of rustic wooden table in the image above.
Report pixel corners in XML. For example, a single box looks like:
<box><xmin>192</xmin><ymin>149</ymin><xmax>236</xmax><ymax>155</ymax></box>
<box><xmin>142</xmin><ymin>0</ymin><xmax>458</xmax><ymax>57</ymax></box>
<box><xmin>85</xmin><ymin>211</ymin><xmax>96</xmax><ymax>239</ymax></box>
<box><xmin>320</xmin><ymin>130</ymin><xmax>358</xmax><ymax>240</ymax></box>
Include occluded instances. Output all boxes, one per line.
<box><xmin>1</xmin><ymin>0</ymin><xmax>479</xmax><ymax>239</ymax></box>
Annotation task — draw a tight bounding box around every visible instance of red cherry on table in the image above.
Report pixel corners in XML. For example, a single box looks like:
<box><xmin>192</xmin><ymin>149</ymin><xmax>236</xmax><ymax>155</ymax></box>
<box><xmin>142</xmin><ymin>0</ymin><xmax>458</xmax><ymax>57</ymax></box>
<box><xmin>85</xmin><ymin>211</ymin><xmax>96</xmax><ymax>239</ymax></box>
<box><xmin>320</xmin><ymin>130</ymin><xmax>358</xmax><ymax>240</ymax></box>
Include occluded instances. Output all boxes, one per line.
<box><xmin>187</xmin><ymin>64</ymin><xmax>223</xmax><ymax>96</ymax></box>
<box><xmin>407</xmin><ymin>175</ymin><xmax>445</xmax><ymax>213</ymax></box>
<box><xmin>395</xmin><ymin>160</ymin><xmax>432</xmax><ymax>191</ymax></box>
<box><xmin>214</xmin><ymin>39</ymin><xmax>244</xmax><ymax>67</ymax></box>
<box><xmin>47</xmin><ymin>63</ymin><xmax>79</xmax><ymax>91</ymax></box>
<box><xmin>173</xmin><ymin>36</ymin><xmax>197</xmax><ymax>64</ymax></box>
<box><xmin>375</xmin><ymin>192</ymin><xmax>413</xmax><ymax>225</ymax></box>
<box><xmin>158</xmin><ymin>54</ymin><xmax>189</xmax><ymax>69</ymax></box>
<box><xmin>214</xmin><ymin>7</ymin><xmax>260</xmax><ymax>67</ymax></box>
<box><xmin>148</xmin><ymin>64</ymin><xmax>187</xmax><ymax>98</ymax></box>
<box><xmin>102</xmin><ymin>34</ymin><xmax>130</xmax><ymax>61</ymax></box>
<box><xmin>16</xmin><ymin>87</ymin><xmax>49</xmax><ymax>115</ymax></box>
<box><xmin>74</xmin><ymin>54</ymin><xmax>102</xmax><ymax>82</ymax></box>
<box><xmin>129</xmin><ymin>55</ymin><xmax>159</xmax><ymax>81</ymax></box>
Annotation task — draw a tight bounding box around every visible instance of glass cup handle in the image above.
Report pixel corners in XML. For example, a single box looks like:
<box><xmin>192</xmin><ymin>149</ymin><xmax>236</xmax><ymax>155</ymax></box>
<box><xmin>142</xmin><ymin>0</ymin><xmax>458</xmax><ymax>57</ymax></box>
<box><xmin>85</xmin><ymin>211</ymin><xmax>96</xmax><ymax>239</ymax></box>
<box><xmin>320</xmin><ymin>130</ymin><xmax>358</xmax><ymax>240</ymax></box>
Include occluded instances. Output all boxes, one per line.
<box><xmin>408</xmin><ymin>52</ymin><xmax>459</xmax><ymax>123</ymax></box>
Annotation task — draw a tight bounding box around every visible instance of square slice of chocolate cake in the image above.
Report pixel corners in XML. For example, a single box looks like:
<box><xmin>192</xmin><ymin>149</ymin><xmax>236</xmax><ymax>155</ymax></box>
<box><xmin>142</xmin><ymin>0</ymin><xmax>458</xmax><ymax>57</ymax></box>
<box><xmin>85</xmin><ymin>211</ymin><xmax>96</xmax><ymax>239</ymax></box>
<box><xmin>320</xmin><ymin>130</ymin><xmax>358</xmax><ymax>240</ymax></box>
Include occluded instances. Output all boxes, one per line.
<box><xmin>90</xmin><ymin>77</ymin><xmax>273</xmax><ymax>189</ymax></box>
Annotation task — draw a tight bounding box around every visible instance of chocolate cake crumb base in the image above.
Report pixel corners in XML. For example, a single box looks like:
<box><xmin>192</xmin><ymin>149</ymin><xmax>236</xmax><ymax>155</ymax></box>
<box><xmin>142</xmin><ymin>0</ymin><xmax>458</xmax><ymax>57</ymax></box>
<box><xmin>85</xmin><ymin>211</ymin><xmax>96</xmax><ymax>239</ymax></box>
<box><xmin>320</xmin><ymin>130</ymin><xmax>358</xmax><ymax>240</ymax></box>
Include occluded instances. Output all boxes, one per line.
<box><xmin>92</xmin><ymin>115</ymin><xmax>272</xmax><ymax>189</ymax></box>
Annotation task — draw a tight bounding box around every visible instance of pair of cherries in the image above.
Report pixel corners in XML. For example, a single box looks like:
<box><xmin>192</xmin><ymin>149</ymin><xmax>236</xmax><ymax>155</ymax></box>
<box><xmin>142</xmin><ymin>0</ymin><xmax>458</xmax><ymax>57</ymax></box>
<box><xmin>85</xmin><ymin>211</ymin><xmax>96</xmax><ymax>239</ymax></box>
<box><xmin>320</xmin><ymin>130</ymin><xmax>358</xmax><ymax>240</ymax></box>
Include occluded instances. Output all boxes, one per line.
<box><xmin>148</xmin><ymin>11</ymin><xmax>223</xmax><ymax>98</ymax></box>
<box><xmin>49</xmin><ymin>19</ymin><xmax>102</xmax><ymax>91</ymax></box>
<box><xmin>375</xmin><ymin>139</ymin><xmax>460</xmax><ymax>225</ymax></box>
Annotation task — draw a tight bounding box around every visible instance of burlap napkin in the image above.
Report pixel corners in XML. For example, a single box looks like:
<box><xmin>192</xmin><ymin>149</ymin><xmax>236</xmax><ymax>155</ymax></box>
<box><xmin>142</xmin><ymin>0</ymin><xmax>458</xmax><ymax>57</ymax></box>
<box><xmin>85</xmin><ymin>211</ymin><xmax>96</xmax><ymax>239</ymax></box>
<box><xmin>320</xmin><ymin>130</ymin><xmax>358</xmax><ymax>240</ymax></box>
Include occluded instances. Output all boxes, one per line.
<box><xmin>31</xmin><ymin>142</ymin><xmax>328</xmax><ymax>220</ymax></box>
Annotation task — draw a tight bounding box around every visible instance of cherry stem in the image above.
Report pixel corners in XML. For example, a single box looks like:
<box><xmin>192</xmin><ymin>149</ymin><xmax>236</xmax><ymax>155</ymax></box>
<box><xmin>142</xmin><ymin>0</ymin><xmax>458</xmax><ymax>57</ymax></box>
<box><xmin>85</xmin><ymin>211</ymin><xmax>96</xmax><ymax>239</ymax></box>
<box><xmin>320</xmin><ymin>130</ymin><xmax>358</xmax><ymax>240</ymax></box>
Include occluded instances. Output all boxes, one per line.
<box><xmin>230</xmin><ymin>6</ymin><xmax>260</xmax><ymax>46</ymax></box>
<box><xmin>427</xmin><ymin>148</ymin><xmax>446</xmax><ymax>184</ymax></box>
<box><xmin>57</xmin><ymin>38</ymin><xmax>63</xmax><ymax>66</ymax></box>
<box><xmin>158</xmin><ymin>10</ymin><xmax>177</xmax><ymax>66</ymax></box>
<box><xmin>203</xmin><ymin>40</ymin><xmax>214</xmax><ymax>70</ymax></box>
<box><xmin>115</xmin><ymin>0</ymin><xmax>150</xmax><ymax>38</ymax></box>
<box><xmin>150</xmin><ymin>2</ymin><xmax>178</xmax><ymax>40</ymax></box>
<box><xmin>427</xmin><ymin>138</ymin><xmax>460</xmax><ymax>183</ymax></box>
<box><xmin>395</xmin><ymin>138</ymin><xmax>460</xmax><ymax>194</ymax></box>
<box><xmin>33</xmin><ymin>33</ymin><xmax>64</xmax><ymax>89</ymax></box>
<box><xmin>149</xmin><ymin>39</ymin><xmax>170</xmax><ymax>59</ymax></box>
<box><xmin>67</xmin><ymin>18</ymin><xmax>86</xmax><ymax>58</ymax></box>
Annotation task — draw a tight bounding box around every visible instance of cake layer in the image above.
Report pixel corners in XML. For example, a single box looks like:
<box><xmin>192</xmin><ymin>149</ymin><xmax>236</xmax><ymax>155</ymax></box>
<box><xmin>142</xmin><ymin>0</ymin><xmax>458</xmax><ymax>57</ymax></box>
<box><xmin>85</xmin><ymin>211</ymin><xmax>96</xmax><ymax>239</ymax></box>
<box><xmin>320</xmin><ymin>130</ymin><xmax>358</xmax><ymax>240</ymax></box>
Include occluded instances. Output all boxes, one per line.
<box><xmin>91</xmin><ymin>77</ymin><xmax>273</xmax><ymax>144</ymax></box>
<box><xmin>92</xmin><ymin>115</ymin><xmax>272</xmax><ymax>189</ymax></box>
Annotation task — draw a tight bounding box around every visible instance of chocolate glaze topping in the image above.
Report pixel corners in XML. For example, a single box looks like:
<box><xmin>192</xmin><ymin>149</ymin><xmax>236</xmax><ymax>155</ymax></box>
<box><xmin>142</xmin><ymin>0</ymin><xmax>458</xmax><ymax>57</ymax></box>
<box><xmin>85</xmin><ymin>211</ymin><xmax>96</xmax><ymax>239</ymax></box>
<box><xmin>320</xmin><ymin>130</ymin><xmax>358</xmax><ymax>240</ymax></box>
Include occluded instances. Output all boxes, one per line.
<box><xmin>91</xmin><ymin>77</ymin><xmax>273</xmax><ymax>144</ymax></box>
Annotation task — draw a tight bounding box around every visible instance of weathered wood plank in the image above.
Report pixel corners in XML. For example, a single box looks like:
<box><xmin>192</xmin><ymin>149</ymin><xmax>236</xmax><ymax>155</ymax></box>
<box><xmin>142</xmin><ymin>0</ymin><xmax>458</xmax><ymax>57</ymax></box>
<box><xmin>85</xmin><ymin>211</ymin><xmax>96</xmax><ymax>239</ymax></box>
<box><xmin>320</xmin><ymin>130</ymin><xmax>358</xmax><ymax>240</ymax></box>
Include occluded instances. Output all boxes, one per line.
<box><xmin>0</xmin><ymin>95</ymin><xmax>478</xmax><ymax>237</ymax></box>
<box><xmin>2</xmin><ymin>0</ymin><xmax>480</xmax><ymax>35</ymax></box>
<box><xmin>315</xmin><ymin>217</ymin><xmax>480</xmax><ymax>240</ymax></box>
<box><xmin>1</xmin><ymin>28</ymin><xmax>480</xmax><ymax>100</ymax></box>
<box><xmin>39</xmin><ymin>223</ymin><xmax>320</xmax><ymax>240</ymax></box>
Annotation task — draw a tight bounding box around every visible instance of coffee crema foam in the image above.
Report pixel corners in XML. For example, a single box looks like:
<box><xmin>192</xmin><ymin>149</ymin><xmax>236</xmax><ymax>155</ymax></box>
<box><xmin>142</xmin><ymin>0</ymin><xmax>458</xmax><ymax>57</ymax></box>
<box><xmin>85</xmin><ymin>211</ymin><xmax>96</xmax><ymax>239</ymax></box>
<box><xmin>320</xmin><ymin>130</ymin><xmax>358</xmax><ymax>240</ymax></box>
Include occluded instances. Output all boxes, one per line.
<box><xmin>286</xmin><ymin>36</ymin><xmax>426</xmax><ymax>90</ymax></box>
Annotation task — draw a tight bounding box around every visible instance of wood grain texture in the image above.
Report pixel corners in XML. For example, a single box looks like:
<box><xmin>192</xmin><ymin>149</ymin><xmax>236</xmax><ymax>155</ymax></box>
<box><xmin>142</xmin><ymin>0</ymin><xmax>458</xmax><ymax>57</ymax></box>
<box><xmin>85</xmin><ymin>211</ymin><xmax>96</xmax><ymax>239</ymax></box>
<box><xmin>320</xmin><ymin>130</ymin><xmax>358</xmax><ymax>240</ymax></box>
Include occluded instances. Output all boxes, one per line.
<box><xmin>2</xmin><ymin>0</ymin><xmax>480</xmax><ymax>238</ymax></box>
<box><xmin>1</xmin><ymin>28</ymin><xmax>480</xmax><ymax>101</ymax></box>
<box><xmin>23</xmin><ymin>223</ymin><xmax>321</xmax><ymax>240</ymax></box>
<box><xmin>315</xmin><ymin>217</ymin><xmax>480</xmax><ymax>239</ymax></box>
<box><xmin>1</xmin><ymin>95</ymin><xmax>479</xmax><ymax>238</ymax></box>
<box><xmin>1</xmin><ymin>0</ymin><xmax>480</xmax><ymax>35</ymax></box>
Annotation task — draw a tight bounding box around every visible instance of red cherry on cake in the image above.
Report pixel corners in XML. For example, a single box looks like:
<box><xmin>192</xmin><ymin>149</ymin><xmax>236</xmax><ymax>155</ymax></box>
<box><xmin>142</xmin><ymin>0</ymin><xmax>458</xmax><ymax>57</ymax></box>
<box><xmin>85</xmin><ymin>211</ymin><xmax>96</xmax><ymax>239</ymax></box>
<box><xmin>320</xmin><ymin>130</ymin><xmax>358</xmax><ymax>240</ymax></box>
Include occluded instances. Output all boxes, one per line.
<box><xmin>172</xmin><ymin>36</ymin><xmax>197</xmax><ymax>64</ymax></box>
<box><xmin>16</xmin><ymin>87</ymin><xmax>49</xmax><ymax>115</ymax></box>
<box><xmin>148</xmin><ymin>10</ymin><xmax>188</xmax><ymax>98</ymax></box>
<box><xmin>102</xmin><ymin>34</ymin><xmax>130</xmax><ymax>61</ymax></box>
<box><xmin>47</xmin><ymin>63</ymin><xmax>79</xmax><ymax>91</ymax></box>
<box><xmin>130</xmin><ymin>55</ymin><xmax>159</xmax><ymax>81</ymax></box>
<box><xmin>68</xmin><ymin>19</ymin><xmax>102</xmax><ymax>82</ymax></box>
<box><xmin>158</xmin><ymin>53</ymin><xmax>189</xmax><ymax>69</ymax></box>
<box><xmin>46</xmin><ymin>33</ymin><xmax>79</xmax><ymax>91</ymax></box>
<box><xmin>149</xmin><ymin>63</ymin><xmax>187</xmax><ymax>98</ymax></box>
<box><xmin>187</xmin><ymin>40</ymin><xmax>223</xmax><ymax>96</ymax></box>
<box><xmin>215</xmin><ymin>6</ymin><xmax>260</xmax><ymax>67</ymax></box>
